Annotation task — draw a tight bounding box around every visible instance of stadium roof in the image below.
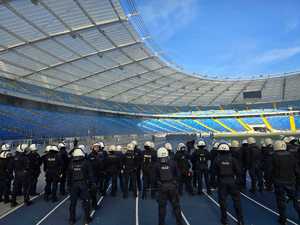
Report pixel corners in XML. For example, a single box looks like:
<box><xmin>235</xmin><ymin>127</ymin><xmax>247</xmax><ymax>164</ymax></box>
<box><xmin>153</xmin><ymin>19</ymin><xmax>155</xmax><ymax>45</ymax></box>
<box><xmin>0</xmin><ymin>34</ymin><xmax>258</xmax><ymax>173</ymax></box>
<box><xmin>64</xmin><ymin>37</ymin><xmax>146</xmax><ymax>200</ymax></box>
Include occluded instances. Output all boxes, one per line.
<box><xmin>0</xmin><ymin>0</ymin><xmax>300</xmax><ymax>107</ymax></box>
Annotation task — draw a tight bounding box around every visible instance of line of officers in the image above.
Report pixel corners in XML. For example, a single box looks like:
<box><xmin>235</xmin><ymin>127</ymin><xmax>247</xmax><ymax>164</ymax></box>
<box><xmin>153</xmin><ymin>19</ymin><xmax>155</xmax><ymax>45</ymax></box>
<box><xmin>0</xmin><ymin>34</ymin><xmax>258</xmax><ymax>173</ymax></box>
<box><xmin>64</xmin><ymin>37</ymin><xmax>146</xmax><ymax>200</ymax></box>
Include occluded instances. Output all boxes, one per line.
<box><xmin>0</xmin><ymin>136</ymin><xmax>300</xmax><ymax>225</ymax></box>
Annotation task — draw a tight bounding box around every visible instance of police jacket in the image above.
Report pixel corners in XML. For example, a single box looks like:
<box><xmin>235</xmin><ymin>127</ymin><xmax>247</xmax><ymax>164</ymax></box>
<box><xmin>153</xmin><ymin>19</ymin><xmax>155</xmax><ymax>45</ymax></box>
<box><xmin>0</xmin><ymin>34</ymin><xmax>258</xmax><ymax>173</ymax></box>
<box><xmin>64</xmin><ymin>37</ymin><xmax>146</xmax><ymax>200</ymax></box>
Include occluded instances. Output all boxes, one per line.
<box><xmin>12</xmin><ymin>152</ymin><xmax>30</xmax><ymax>177</ymax></box>
<box><xmin>212</xmin><ymin>152</ymin><xmax>242</xmax><ymax>184</ymax></box>
<box><xmin>88</xmin><ymin>151</ymin><xmax>102</xmax><ymax>175</ymax></box>
<box><xmin>174</xmin><ymin>151</ymin><xmax>191</xmax><ymax>175</ymax></box>
<box><xmin>67</xmin><ymin>157</ymin><xmax>95</xmax><ymax>186</ymax></box>
<box><xmin>271</xmin><ymin>150</ymin><xmax>300</xmax><ymax>184</ymax></box>
<box><xmin>134</xmin><ymin>147</ymin><xmax>143</xmax><ymax>168</ymax></box>
<box><xmin>210</xmin><ymin>148</ymin><xmax>218</xmax><ymax>165</ymax></box>
<box><xmin>262</xmin><ymin>145</ymin><xmax>273</xmax><ymax>170</ymax></box>
<box><xmin>43</xmin><ymin>151</ymin><xmax>63</xmax><ymax>175</ymax></box>
<box><xmin>142</xmin><ymin>149</ymin><xmax>156</xmax><ymax>171</ymax></box>
<box><xmin>230</xmin><ymin>147</ymin><xmax>243</xmax><ymax>168</ymax></box>
<box><xmin>191</xmin><ymin>148</ymin><xmax>210</xmax><ymax>171</ymax></box>
<box><xmin>241</xmin><ymin>144</ymin><xmax>250</xmax><ymax>169</ymax></box>
<box><xmin>248</xmin><ymin>144</ymin><xmax>262</xmax><ymax>168</ymax></box>
<box><xmin>154</xmin><ymin>159</ymin><xmax>179</xmax><ymax>188</ymax></box>
<box><xmin>122</xmin><ymin>151</ymin><xmax>138</xmax><ymax>172</ymax></box>
<box><xmin>287</xmin><ymin>144</ymin><xmax>299</xmax><ymax>163</ymax></box>
<box><xmin>58</xmin><ymin>148</ymin><xmax>69</xmax><ymax>172</ymax></box>
<box><xmin>106</xmin><ymin>152</ymin><xmax>121</xmax><ymax>173</ymax></box>
<box><xmin>27</xmin><ymin>152</ymin><xmax>42</xmax><ymax>176</ymax></box>
<box><xmin>0</xmin><ymin>157</ymin><xmax>12</xmax><ymax>180</ymax></box>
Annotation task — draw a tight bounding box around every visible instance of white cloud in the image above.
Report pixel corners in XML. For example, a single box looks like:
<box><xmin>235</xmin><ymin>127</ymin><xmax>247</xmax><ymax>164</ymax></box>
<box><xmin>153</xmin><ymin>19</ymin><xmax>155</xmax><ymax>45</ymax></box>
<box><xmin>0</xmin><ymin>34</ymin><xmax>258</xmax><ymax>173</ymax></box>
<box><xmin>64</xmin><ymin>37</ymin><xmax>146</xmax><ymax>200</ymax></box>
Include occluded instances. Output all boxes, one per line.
<box><xmin>139</xmin><ymin>0</ymin><xmax>199</xmax><ymax>42</ymax></box>
<box><xmin>254</xmin><ymin>46</ymin><xmax>300</xmax><ymax>64</ymax></box>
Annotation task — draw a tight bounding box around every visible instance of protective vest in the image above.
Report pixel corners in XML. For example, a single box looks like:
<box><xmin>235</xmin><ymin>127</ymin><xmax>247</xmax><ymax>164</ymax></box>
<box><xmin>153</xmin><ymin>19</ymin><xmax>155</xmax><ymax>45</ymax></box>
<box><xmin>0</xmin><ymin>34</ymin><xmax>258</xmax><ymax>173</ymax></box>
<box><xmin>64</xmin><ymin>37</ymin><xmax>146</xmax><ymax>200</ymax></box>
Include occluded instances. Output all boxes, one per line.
<box><xmin>46</xmin><ymin>156</ymin><xmax>57</xmax><ymax>169</ymax></box>
<box><xmin>219</xmin><ymin>157</ymin><xmax>234</xmax><ymax>177</ymax></box>
<box><xmin>143</xmin><ymin>152</ymin><xmax>152</xmax><ymax>167</ymax></box>
<box><xmin>124</xmin><ymin>152</ymin><xmax>135</xmax><ymax>170</ymax></box>
<box><xmin>159</xmin><ymin>163</ymin><xmax>173</xmax><ymax>182</ymax></box>
<box><xmin>71</xmin><ymin>161</ymin><xmax>85</xmax><ymax>182</ymax></box>
<box><xmin>14</xmin><ymin>153</ymin><xmax>26</xmax><ymax>172</ymax></box>
<box><xmin>0</xmin><ymin>159</ymin><xmax>9</xmax><ymax>178</ymax></box>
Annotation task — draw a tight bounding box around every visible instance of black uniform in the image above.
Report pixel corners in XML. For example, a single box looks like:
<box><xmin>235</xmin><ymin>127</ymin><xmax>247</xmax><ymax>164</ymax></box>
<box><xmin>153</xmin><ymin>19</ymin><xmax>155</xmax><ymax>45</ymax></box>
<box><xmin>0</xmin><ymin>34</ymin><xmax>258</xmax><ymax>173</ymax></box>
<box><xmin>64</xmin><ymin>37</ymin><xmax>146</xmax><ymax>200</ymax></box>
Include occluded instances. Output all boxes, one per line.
<box><xmin>88</xmin><ymin>150</ymin><xmax>102</xmax><ymax>208</ymax></box>
<box><xmin>27</xmin><ymin>151</ymin><xmax>42</xmax><ymax>195</ymax></box>
<box><xmin>134</xmin><ymin>146</ymin><xmax>143</xmax><ymax>191</ymax></box>
<box><xmin>261</xmin><ymin>144</ymin><xmax>274</xmax><ymax>191</ymax></box>
<box><xmin>271</xmin><ymin>150</ymin><xmax>300</xmax><ymax>225</ymax></box>
<box><xmin>122</xmin><ymin>150</ymin><xmax>138</xmax><ymax>198</ymax></box>
<box><xmin>241</xmin><ymin>143</ymin><xmax>249</xmax><ymax>188</ymax></box>
<box><xmin>0</xmin><ymin>152</ymin><xmax>13</xmax><ymax>203</ymax></box>
<box><xmin>67</xmin><ymin>156</ymin><xmax>95</xmax><ymax>225</ymax></box>
<box><xmin>248</xmin><ymin>144</ymin><xmax>263</xmax><ymax>193</ymax></box>
<box><xmin>212</xmin><ymin>151</ymin><xmax>244</xmax><ymax>225</ymax></box>
<box><xmin>58</xmin><ymin>147</ymin><xmax>69</xmax><ymax>195</ymax></box>
<box><xmin>106</xmin><ymin>151</ymin><xmax>121</xmax><ymax>196</ymax></box>
<box><xmin>154</xmin><ymin>159</ymin><xmax>183</xmax><ymax>225</ymax></box>
<box><xmin>11</xmin><ymin>151</ymin><xmax>32</xmax><ymax>206</ymax></box>
<box><xmin>191</xmin><ymin>147</ymin><xmax>211</xmax><ymax>194</ymax></box>
<box><xmin>98</xmin><ymin>149</ymin><xmax>108</xmax><ymax>195</ymax></box>
<box><xmin>43</xmin><ymin>151</ymin><xmax>63</xmax><ymax>201</ymax></box>
<box><xmin>142</xmin><ymin>147</ymin><xmax>157</xmax><ymax>199</ymax></box>
<box><xmin>174</xmin><ymin>150</ymin><xmax>193</xmax><ymax>195</ymax></box>
<box><xmin>210</xmin><ymin>146</ymin><xmax>219</xmax><ymax>188</ymax></box>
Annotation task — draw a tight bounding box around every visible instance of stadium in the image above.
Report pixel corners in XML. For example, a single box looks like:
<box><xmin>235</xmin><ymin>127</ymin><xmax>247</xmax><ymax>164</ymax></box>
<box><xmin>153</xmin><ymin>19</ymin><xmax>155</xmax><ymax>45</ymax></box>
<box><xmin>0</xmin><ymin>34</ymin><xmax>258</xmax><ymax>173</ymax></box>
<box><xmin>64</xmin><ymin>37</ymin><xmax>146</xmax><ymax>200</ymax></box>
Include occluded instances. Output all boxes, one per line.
<box><xmin>0</xmin><ymin>0</ymin><xmax>300</xmax><ymax>225</ymax></box>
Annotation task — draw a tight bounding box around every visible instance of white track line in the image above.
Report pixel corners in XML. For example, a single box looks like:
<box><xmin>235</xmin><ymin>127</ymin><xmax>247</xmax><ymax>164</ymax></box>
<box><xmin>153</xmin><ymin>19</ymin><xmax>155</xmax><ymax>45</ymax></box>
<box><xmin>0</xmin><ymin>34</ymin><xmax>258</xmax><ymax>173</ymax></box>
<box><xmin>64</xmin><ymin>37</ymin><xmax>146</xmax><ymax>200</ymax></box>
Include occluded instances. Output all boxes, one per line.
<box><xmin>241</xmin><ymin>192</ymin><xmax>298</xmax><ymax>225</ymax></box>
<box><xmin>90</xmin><ymin>184</ymin><xmax>112</xmax><ymax>217</ymax></box>
<box><xmin>0</xmin><ymin>192</ymin><xmax>44</xmax><ymax>220</ymax></box>
<box><xmin>35</xmin><ymin>195</ymin><xmax>70</xmax><ymax>225</ymax></box>
<box><xmin>204</xmin><ymin>191</ymin><xmax>238</xmax><ymax>223</ymax></box>
<box><xmin>135</xmin><ymin>191</ymin><xmax>139</xmax><ymax>225</ymax></box>
<box><xmin>181</xmin><ymin>211</ymin><xmax>191</xmax><ymax>225</ymax></box>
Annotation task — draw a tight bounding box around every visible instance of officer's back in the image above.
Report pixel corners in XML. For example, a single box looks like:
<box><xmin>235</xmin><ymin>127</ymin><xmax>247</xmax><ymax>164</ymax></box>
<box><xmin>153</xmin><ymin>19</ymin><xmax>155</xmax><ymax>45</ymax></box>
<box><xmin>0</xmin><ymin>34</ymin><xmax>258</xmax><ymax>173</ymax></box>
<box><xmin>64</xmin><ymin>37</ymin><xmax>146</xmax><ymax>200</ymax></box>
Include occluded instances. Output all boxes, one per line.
<box><xmin>192</xmin><ymin>147</ymin><xmax>209</xmax><ymax>171</ymax></box>
<box><xmin>272</xmin><ymin>144</ymin><xmax>299</xmax><ymax>184</ymax></box>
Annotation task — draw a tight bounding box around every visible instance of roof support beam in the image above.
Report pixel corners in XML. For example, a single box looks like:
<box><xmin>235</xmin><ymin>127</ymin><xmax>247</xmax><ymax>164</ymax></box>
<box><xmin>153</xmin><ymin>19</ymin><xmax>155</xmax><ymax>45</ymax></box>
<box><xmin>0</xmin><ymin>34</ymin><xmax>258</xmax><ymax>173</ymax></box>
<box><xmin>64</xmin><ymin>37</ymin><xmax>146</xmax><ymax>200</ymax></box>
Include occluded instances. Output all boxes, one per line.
<box><xmin>53</xmin><ymin>56</ymin><xmax>154</xmax><ymax>90</ymax></box>
<box><xmin>82</xmin><ymin>66</ymin><xmax>167</xmax><ymax>96</ymax></box>
<box><xmin>0</xmin><ymin>8</ymin><xmax>125</xmax><ymax>54</ymax></box>
<box><xmin>17</xmin><ymin>41</ymin><xmax>140</xmax><ymax>80</ymax></box>
<box><xmin>132</xmin><ymin>77</ymin><xmax>188</xmax><ymax>104</ymax></box>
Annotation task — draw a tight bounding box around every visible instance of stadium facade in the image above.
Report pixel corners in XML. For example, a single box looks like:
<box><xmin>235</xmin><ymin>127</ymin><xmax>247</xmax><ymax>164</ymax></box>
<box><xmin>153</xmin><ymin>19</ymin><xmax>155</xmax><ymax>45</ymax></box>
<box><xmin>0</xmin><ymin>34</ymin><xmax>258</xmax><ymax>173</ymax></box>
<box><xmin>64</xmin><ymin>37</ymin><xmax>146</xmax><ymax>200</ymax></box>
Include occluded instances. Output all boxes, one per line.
<box><xmin>0</xmin><ymin>0</ymin><xmax>300</xmax><ymax>140</ymax></box>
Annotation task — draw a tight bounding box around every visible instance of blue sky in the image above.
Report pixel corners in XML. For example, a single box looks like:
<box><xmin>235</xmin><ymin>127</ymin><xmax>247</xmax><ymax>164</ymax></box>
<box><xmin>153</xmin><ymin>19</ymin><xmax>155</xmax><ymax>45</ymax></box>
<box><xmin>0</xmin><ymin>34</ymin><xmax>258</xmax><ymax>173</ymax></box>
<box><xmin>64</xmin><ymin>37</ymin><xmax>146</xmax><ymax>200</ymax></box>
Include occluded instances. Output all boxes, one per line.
<box><xmin>131</xmin><ymin>0</ymin><xmax>300</xmax><ymax>79</ymax></box>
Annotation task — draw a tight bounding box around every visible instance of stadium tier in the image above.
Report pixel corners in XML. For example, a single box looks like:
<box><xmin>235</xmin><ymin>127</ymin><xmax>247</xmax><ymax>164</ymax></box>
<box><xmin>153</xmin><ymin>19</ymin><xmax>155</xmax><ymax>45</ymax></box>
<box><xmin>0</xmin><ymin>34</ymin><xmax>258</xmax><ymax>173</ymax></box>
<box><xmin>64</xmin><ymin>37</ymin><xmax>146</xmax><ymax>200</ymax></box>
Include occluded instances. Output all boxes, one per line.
<box><xmin>0</xmin><ymin>95</ymin><xmax>299</xmax><ymax>140</ymax></box>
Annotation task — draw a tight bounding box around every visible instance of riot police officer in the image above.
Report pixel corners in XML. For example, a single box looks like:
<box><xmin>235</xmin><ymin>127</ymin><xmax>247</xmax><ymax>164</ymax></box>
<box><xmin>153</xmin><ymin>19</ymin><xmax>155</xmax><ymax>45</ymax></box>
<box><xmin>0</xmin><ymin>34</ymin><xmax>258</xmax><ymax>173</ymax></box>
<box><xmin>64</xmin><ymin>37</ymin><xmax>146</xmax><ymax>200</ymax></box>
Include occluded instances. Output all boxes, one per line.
<box><xmin>262</xmin><ymin>138</ymin><xmax>274</xmax><ymax>191</ymax></box>
<box><xmin>210</xmin><ymin>141</ymin><xmax>219</xmax><ymax>189</ymax></box>
<box><xmin>142</xmin><ymin>141</ymin><xmax>157</xmax><ymax>199</ymax></box>
<box><xmin>43</xmin><ymin>145</ymin><xmax>63</xmax><ymax>202</ymax></box>
<box><xmin>0</xmin><ymin>150</ymin><xmax>12</xmax><ymax>203</ymax></box>
<box><xmin>287</xmin><ymin>137</ymin><xmax>299</xmax><ymax>163</ymax></box>
<box><xmin>11</xmin><ymin>144</ymin><xmax>32</xmax><ymax>207</ymax></box>
<box><xmin>116</xmin><ymin>145</ymin><xmax>124</xmax><ymax>193</ymax></box>
<box><xmin>28</xmin><ymin>144</ymin><xmax>42</xmax><ymax>196</ymax></box>
<box><xmin>132</xmin><ymin>140</ymin><xmax>143</xmax><ymax>191</ymax></box>
<box><xmin>67</xmin><ymin>148</ymin><xmax>95</xmax><ymax>225</ymax></box>
<box><xmin>88</xmin><ymin>143</ymin><xmax>102</xmax><ymax>209</ymax></box>
<box><xmin>97</xmin><ymin>142</ymin><xmax>108</xmax><ymax>196</ymax></box>
<box><xmin>191</xmin><ymin>140</ymin><xmax>211</xmax><ymax>195</ymax></box>
<box><xmin>155</xmin><ymin>147</ymin><xmax>184</xmax><ymax>225</ymax></box>
<box><xmin>0</xmin><ymin>144</ymin><xmax>13</xmax><ymax>203</ymax></box>
<box><xmin>231</xmin><ymin>140</ymin><xmax>243</xmax><ymax>187</ymax></box>
<box><xmin>212</xmin><ymin>143</ymin><xmax>245</xmax><ymax>225</ymax></box>
<box><xmin>122</xmin><ymin>143</ymin><xmax>138</xmax><ymax>198</ymax></box>
<box><xmin>174</xmin><ymin>143</ymin><xmax>193</xmax><ymax>195</ymax></box>
<box><xmin>247</xmin><ymin>137</ymin><xmax>263</xmax><ymax>193</ymax></box>
<box><xmin>241</xmin><ymin>139</ymin><xmax>249</xmax><ymax>188</ymax></box>
<box><xmin>58</xmin><ymin>142</ymin><xmax>69</xmax><ymax>196</ymax></box>
<box><xmin>106</xmin><ymin>145</ymin><xmax>121</xmax><ymax>196</ymax></box>
<box><xmin>271</xmin><ymin>140</ymin><xmax>300</xmax><ymax>225</ymax></box>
